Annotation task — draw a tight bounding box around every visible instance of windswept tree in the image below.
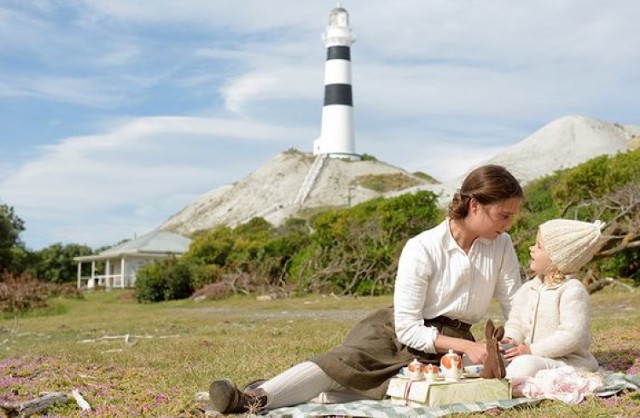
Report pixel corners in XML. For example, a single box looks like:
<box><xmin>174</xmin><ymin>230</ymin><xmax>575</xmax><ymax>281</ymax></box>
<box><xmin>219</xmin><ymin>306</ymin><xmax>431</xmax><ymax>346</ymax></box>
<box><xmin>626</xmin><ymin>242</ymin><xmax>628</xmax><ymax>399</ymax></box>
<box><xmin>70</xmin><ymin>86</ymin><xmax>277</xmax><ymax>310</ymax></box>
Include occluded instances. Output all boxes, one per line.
<box><xmin>0</xmin><ymin>203</ymin><xmax>25</xmax><ymax>272</ymax></box>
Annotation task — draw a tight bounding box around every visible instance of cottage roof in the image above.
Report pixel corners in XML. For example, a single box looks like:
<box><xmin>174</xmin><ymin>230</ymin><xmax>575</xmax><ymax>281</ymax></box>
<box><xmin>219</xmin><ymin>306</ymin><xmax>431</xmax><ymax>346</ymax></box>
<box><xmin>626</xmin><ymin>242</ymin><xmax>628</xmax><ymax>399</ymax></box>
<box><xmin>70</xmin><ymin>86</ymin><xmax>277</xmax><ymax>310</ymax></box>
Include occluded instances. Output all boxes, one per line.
<box><xmin>74</xmin><ymin>230</ymin><xmax>191</xmax><ymax>261</ymax></box>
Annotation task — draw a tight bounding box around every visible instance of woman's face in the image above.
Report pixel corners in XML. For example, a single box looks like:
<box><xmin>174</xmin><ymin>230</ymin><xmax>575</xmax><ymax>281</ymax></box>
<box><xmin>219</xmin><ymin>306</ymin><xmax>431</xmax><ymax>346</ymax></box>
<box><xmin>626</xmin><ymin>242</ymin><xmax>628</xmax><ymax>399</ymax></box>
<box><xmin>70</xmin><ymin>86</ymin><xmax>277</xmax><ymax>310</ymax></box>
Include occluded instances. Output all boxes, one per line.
<box><xmin>529</xmin><ymin>231</ymin><xmax>554</xmax><ymax>275</ymax></box>
<box><xmin>468</xmin><ymin>197</ymin><xmax>521</xmax><ymax>240</ymax></box>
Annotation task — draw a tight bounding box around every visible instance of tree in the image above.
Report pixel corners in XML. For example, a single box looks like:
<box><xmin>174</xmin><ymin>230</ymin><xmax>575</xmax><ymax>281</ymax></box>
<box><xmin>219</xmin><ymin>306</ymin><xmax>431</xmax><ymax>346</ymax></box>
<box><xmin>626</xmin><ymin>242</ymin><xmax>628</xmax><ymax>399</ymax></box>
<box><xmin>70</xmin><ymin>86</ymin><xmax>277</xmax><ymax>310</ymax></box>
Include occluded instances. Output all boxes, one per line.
<box><xmin>32</xmin><ymin>243</ymin><xmax>93</xmax><ymax>284</ymax></box>
<box><xmin>0</xmin><ymin>204</ymin><xmax>25</xmax><ymax>272</ymax></box>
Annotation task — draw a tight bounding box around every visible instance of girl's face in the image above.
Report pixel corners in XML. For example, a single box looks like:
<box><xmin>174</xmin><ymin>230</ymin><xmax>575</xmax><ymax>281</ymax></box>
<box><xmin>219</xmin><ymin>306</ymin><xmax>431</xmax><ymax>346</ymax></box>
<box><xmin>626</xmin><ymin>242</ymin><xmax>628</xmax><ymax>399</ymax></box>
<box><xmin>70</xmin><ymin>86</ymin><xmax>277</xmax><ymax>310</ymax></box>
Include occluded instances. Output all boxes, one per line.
<box><xmin>468</xmin><ymin>197</ymin><xmax>521</xmax><ymax>240</ymax></box>
<box><xmin>529</xmin><ymin>231</ymin><xmax>554</xmax><ymax>275</ymax></box>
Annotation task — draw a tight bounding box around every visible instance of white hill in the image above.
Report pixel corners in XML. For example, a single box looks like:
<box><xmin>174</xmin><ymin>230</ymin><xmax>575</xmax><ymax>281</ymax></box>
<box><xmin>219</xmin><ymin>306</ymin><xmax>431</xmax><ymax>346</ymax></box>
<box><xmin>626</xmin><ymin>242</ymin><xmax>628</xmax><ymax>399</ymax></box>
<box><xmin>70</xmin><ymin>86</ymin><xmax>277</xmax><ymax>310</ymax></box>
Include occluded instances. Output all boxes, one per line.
<box><xmin>161</xmin><ymin>116</ymin><xmax>639</xmax><ymax>235</ymax></box>
<box><xmin>161</xmin><ymin>151</ymin><xmax>431</xmax><ymax>235</ymax></box>
<box><xmin>407</xmin><ymin>115</ymin><xmax>639</xmax><ymax>204</ymax></box>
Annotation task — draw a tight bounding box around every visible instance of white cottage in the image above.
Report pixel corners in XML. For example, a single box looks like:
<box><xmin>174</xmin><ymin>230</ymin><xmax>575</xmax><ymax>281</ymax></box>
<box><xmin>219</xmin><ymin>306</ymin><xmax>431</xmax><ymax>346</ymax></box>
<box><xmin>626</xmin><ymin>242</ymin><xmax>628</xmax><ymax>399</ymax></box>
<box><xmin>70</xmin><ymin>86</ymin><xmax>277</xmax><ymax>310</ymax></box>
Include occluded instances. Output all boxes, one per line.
<box><xmin>74</xmin><ymin>230</ymin><xmax>192</xmax><ymax>290</ymax></box>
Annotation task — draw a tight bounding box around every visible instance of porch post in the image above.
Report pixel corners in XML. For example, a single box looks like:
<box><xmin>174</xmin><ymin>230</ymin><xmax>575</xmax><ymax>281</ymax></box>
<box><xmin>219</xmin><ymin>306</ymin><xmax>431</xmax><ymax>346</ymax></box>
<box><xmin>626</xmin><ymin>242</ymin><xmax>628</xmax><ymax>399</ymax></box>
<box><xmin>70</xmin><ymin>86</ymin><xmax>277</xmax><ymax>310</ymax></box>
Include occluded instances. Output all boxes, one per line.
<box><xmin>76</xmin><ymin>261</ymin><xmax>82</xmax><ymax>289</ymax></box>
<box><xmin>106</xmin><ymin>260</ymin><xmax>111</xmax><ymax>290</ymax></box>
<box><xmin>121</xmin><ymin>257</ymin><xmax>126</xmax><ymax>288</ymax></box>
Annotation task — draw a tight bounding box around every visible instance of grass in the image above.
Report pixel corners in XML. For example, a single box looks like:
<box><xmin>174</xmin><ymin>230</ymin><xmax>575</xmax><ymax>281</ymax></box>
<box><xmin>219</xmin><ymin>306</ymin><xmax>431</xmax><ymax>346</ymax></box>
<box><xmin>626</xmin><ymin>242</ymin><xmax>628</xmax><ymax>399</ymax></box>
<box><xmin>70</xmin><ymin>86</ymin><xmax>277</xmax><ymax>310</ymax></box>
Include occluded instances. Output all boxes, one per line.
<box><xmin>1</xmin><ymin>287</ymin><xmax>639</xmax><ymax>417</ymax></box>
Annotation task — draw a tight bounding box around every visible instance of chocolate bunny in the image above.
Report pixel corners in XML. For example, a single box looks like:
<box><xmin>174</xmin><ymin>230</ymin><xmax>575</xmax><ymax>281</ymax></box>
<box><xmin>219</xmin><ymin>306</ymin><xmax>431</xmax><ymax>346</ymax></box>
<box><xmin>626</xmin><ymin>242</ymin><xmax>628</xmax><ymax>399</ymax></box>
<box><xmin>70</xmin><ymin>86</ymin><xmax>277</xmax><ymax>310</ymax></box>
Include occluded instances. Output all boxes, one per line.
<box><xmin>480</xmin><ymin>319</ymin><xmax>506</xmax><ymax>379</ymax></box>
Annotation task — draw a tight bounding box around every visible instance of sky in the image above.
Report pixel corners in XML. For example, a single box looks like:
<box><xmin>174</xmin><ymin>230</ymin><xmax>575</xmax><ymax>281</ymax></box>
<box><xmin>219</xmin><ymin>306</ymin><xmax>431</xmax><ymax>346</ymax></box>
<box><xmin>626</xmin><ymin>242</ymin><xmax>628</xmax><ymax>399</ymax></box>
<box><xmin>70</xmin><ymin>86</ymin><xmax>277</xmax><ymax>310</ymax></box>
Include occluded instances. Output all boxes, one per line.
<box><xmin>1</xmin><ymin>1</ymin><xmax>639</xmax><ymax>251</ymax></box>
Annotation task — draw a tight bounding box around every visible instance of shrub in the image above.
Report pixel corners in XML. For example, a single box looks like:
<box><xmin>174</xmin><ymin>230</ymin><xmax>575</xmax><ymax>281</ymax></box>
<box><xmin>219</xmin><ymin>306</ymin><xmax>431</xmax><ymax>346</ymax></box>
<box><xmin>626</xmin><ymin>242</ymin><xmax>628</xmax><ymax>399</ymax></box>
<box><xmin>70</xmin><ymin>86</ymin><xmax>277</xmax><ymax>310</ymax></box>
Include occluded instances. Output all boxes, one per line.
<box><xmin>191</xmin><ymin>263</ymin><xmax>225</xmax><ymax>290</ymax></box>
<box><xmin>134</xmin><ymin>262</ymin><xmax>167</xmax><ymax>303</ymax></box>
<box><xmin>134</xmin><ymin>258</ymin><xmax>194</xmax><ymax>303</ymax></box>
<box><xmin>0</xmin><ymin>272</ymin><xmax>81</xmax><ymax>314</ymax></box>
<box><xmin>0</xmin><ymin>272</ymin><xmax>49</xmax><ymax>314</ymax></box>
<box><xmin>293</xmin><ymin>190</ymin><xmax>441</xmax><ymax>295</ymax></box>
<box><xmin>550</xmin><ymin>149</ymin><xmax>640</xmax><ymax>207</ymax></box>
<box><xmin>510</xmin><ymin>150</ymin><xmax>640</xmax><ymax>282</ymax></box>
<box><xmin>186</xmin><ymin>226</ymin><xmax>235</xmax><ymax>265</ymax></box>
<box><xmin>165</xmin><ymin>260</ymin><xmax>194</xmax><ymax>300</ymax></box>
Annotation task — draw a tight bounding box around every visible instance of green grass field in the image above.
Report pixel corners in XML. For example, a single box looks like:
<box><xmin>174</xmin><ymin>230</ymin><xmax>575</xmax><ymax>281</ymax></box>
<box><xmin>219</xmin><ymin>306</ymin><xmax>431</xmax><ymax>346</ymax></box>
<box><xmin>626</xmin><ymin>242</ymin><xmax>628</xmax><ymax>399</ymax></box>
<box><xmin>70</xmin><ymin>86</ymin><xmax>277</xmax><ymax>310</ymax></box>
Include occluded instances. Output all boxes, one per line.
<box><xmin>1</xmin><ymin>288</ymin><xmax>639</xmax><ymax>417</ymax></box>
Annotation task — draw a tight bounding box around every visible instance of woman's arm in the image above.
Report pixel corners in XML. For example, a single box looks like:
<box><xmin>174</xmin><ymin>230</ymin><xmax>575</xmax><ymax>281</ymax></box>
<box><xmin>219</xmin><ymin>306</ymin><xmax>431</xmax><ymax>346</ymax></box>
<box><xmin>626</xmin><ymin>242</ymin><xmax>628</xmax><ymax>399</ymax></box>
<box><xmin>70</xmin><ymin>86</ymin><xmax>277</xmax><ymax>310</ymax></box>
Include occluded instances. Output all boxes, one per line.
<box><xmin>435</xmin><ymin>335</ymin><xmax>487</xmax><ymax>364</ymax></box>
<box><xmin>394</xmin><ymin>237</ymin><xmax>488</xmax><ymax>362</ymax></box>
<box><xmin>393</xmin><ymin>239</ymin><xmax>440</xmax><ymax>353</ymax></box>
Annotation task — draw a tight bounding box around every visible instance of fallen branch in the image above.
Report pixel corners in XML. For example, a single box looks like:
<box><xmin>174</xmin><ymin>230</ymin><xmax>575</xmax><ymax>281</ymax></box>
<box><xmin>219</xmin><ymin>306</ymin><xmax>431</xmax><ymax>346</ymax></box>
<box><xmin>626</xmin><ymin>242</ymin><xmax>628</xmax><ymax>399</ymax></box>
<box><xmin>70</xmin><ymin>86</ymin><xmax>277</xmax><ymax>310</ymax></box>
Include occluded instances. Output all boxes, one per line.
<box><xmin>586</xmin><ymin>277</ymin><xmax>635</xmax><ymax>294</ymax></box>
<box><xmin>77</xmin><ymin>334</ymin><xmax>180</xmax><ymax>345</ymax></box>
<box><xmin>0</xmin><ymin>392</ymin><xmax>68</xmax><ymax>417</ymax></box>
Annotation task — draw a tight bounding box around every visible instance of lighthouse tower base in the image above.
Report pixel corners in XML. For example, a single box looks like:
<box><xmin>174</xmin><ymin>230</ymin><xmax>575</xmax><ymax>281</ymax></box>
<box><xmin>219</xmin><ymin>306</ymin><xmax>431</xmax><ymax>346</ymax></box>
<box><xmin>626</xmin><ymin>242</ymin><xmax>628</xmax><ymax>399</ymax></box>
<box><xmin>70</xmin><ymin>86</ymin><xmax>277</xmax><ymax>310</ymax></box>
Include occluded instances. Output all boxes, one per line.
<box><xmin>313</xmin><ymin>139</ymin><xmax>361</xmax><ymax>160</ymax></box>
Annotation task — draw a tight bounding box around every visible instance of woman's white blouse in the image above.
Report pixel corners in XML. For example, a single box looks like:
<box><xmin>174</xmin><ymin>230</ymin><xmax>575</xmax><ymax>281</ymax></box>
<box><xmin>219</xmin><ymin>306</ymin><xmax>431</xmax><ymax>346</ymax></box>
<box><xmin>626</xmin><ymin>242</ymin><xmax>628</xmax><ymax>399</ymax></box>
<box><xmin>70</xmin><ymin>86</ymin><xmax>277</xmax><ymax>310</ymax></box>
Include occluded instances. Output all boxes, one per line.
<box><xmin>393</xmin><ymin>219</ymin><xmax>522</xmax><ymax>353</ymax></box>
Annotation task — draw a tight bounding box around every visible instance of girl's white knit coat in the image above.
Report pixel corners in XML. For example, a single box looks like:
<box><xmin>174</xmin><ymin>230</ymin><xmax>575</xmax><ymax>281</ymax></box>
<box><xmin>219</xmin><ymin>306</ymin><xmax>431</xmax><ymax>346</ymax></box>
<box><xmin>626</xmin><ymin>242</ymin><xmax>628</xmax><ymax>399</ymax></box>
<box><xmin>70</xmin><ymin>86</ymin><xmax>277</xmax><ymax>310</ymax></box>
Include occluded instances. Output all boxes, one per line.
<box><xmin>503</xmin><ymin>276</ymin><xmax>599</xmax><ymax>371</ymax></box>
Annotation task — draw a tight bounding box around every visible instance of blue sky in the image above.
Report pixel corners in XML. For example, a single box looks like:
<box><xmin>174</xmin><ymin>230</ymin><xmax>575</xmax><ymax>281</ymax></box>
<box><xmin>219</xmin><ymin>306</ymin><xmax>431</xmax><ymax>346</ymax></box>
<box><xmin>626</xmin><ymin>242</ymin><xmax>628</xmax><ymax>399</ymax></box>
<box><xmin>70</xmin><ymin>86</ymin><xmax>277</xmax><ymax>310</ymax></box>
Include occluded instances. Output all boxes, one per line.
<box><xmin>1</xmin><ymin>1</ymin><xmax>639</xmax><ymax>251</ymax></box>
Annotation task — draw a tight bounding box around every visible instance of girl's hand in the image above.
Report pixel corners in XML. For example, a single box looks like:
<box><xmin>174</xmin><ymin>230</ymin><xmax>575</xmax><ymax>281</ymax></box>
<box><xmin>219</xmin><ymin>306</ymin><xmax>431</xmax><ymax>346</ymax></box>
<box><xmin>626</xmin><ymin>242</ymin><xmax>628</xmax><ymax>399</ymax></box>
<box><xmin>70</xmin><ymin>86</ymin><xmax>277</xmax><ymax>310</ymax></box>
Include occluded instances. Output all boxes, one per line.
<box><xmin>504</xmin><ymin>343</ymin><xmax>531</xmax><ymax>360</ymax></box>
<box><xmin>500</xmin><ymin>337</ymin><xmax>517</xmax><ymax>345</ymax></box>
<box><xmin>499</xmin><ymin>337</ymin><xmax>517</xmax><ymax>353</ymax></box>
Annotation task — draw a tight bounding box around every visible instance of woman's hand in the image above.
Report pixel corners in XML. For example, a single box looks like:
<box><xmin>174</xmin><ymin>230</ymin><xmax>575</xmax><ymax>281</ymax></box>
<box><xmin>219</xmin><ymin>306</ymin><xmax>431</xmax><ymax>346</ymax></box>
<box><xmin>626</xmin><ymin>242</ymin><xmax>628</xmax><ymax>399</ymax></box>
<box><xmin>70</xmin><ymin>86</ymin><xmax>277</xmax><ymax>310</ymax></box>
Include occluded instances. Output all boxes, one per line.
<box><xmin>434</xmin><ymin>336</ymin><xmax>487</xmax><ymax>364</ymax></box>
<box><xmin>463</xmin><ymin>341</ymin><xmax>488</xmax><ymax>364</ymax></box>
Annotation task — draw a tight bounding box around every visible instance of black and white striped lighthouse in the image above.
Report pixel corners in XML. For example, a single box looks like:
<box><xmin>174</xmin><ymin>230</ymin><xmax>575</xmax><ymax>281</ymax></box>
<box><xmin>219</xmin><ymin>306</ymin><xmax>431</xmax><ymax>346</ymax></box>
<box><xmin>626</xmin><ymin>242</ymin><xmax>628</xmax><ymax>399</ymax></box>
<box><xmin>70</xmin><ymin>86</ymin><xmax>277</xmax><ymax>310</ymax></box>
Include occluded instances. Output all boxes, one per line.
<box><xmin>313</xmin><ymin>3</ymin><xmax>358</xmax><ymax>159</ymax></box>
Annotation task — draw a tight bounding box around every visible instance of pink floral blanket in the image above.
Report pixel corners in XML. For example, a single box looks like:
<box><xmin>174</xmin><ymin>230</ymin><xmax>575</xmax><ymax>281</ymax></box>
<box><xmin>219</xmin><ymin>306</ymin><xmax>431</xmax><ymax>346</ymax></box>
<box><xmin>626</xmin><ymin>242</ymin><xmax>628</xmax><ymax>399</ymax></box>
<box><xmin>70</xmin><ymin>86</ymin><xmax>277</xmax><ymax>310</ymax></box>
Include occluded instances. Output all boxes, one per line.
<box><xmin>512</xmin><ymin>366</ymin><xmax>634</xmax><ymax>404</ymax></box>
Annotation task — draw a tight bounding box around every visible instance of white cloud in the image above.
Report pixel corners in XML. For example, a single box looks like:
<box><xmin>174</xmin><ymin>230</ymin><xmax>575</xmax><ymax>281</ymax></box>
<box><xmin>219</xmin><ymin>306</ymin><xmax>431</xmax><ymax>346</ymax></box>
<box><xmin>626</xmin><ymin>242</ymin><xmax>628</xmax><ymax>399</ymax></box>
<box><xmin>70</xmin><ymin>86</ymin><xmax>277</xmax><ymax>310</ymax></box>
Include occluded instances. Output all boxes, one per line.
<box><xmin>74</xmin><ymin>1</ymin><xmax>326</xmax><ymax>31</ymax></box>
<box><xmin>1</xmin><ymin>0</ymin><xmax>639</xmax><ymax>250</ymax></box>
<box><xmin>0</xmin><ymin>115</ymin><xmax>314</xmax><ymax>249</ymax></box>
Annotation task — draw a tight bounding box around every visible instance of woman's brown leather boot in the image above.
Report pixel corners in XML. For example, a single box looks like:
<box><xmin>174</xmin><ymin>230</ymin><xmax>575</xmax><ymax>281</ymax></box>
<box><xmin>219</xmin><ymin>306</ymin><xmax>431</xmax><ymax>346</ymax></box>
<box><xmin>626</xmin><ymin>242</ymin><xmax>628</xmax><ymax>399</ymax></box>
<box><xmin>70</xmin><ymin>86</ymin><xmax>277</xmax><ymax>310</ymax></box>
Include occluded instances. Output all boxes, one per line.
<box><xmin>209</xmin><ymin>378</ymin><xmax>267</xmax><ymax>413</ymax></box>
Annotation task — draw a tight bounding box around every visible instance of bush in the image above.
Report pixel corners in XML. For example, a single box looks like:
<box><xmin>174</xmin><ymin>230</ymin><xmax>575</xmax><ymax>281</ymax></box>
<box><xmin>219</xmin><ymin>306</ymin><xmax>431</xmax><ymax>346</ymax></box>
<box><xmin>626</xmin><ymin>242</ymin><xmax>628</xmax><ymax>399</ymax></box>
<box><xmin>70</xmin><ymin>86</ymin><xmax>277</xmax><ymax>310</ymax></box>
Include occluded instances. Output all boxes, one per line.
<box><xmin>191</xmin><ymin>263</ymin><xmax>225</xmax><ymax>290</ymax></box>
<box><xmin>166</xmin><ymin>260</ymin><xmax>194</xmax><ymax>300</ymax></box>
<box><xmin>510</xmin><ymin>150</ymin><xmax>640</xmax><ymax>282</ymax></box>
<box><xmin>134</xmin><ymin>263</ymin><xmax>167</xmax><ymax>303</ymax></box>
<box><xmin>0</xmin><ymin>272</ymin><xmax>49</xmax><ymax>314</ymax></box>
<box><xmin>134</xmin><ymin>258</ymin><xmax>194</xmax><ymax>303</ymax></box>
<box><xmin>186</xmin><ymin>226</ymin><xmax>235</xmax><ymax>266</ymax></box>
<box><xmin>293</xmin><ymin>190</ymin><xmax>441</xmax><ymax>295</ymax></box>
<box><xmin>0</xmin><ymin>272</ymin><xmax>81</xmax><ymax>314</ymax></box>
<box><xmin>550</xmin><ymin>149</ymin><xmax>640</xmax><ymax>207</ymax></box>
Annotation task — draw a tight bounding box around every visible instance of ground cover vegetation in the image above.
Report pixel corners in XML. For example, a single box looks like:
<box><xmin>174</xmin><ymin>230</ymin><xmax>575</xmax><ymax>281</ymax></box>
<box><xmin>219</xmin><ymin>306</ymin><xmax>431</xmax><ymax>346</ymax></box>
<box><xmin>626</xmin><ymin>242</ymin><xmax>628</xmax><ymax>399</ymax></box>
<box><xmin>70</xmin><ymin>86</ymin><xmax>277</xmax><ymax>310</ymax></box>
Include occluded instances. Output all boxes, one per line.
<box><xmin>0</xmin><ymin>289</ymin><xmax>638</xmax><ymax>417</ymax></box>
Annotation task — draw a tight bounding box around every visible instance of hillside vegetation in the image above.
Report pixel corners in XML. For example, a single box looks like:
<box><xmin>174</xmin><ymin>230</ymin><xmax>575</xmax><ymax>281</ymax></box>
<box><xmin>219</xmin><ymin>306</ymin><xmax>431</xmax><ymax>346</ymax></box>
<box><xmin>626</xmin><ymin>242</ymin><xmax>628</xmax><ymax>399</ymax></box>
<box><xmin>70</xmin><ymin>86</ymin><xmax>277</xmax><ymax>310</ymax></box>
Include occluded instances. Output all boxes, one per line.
<box><xmin>133</xmin><ymin>149</ymin><xmax>640</xmax><ymax>303</ymax></box>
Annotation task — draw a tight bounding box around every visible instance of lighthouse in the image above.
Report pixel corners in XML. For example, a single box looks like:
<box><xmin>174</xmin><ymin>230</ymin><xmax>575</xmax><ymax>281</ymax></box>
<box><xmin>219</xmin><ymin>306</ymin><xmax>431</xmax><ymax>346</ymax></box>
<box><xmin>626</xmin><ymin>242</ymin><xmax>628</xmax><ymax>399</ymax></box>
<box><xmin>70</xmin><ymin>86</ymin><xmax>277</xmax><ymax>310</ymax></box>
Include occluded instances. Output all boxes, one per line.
<box><xmin>313</xmin><ymin>3</ymin><xmax>359</xmax><ymax>159</ymax></box>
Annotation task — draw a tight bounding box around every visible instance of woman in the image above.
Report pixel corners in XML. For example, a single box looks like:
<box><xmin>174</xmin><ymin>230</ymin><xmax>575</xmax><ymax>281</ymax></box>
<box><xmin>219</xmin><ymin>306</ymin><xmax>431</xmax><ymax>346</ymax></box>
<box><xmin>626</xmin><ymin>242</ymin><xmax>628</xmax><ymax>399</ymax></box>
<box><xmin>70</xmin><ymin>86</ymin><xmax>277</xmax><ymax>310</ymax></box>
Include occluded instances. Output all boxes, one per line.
<box><xmin>209</xmin><ymin>164</ymin><xmax>524</xmax><ymax>413</ymax></box>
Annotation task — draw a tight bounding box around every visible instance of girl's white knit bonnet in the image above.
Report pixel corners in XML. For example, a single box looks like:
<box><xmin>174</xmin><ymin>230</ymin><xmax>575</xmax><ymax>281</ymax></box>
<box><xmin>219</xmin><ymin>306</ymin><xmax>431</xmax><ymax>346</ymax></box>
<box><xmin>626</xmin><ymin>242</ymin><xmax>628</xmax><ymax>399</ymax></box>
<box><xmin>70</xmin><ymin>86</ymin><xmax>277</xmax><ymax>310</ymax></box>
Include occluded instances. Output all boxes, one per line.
<box><xmin>539</xmin><ymin>219</ymin><xmax>606</xmax><ymax>274</ymax></box>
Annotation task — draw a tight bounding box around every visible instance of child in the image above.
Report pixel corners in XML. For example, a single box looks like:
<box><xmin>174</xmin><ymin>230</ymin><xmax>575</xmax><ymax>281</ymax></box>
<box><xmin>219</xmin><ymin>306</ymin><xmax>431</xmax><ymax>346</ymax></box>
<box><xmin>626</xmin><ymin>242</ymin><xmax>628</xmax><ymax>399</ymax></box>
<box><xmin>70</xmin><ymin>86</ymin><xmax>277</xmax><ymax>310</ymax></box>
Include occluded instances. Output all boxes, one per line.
<box><xmin>502</xmin><ymin>219</ymin><xmax>604</xmax><ymax>380</ymax></box>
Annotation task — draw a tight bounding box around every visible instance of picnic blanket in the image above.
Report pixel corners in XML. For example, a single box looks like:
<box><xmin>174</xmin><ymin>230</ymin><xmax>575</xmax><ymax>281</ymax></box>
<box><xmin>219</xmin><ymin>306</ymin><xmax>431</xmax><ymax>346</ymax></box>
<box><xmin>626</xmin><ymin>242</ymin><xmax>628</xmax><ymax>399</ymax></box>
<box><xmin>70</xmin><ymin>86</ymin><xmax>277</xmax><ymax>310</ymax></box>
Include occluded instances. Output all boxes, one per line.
<box><xmin>263</xmin><ymin>372</ymin><xmax>640</xmax><ymax>418</ymax></box>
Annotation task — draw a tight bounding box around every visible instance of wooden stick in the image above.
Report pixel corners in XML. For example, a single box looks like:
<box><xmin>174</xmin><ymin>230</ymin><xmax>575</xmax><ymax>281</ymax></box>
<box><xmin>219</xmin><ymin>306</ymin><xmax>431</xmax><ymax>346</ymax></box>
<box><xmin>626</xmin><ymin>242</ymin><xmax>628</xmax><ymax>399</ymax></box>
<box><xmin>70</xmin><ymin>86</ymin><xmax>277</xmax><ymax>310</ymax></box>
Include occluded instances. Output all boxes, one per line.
<box><xmin>77</xmin><ymin>334</ymin><xmax>181</xmax><ymax>344</ymax></box>
<box><xmin>0</xmin><ymin>392</ymin><xmax>68</xmax><ymax>417</ymax></box>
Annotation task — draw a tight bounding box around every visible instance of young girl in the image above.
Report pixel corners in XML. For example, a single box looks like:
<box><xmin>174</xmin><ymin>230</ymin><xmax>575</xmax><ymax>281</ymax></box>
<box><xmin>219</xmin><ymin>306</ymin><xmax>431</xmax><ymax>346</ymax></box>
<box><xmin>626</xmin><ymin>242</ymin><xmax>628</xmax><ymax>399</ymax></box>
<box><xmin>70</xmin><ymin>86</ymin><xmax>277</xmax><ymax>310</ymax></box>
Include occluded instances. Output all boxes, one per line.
<box><xmin>503</xmin><ymin>219</ymin><xmax>604</xmax><ymax>379</ymax></box>
<box><xmin>208</xmin><ymin>164</ymin><xmax>524</xmax><ymax>414</ymax></box>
